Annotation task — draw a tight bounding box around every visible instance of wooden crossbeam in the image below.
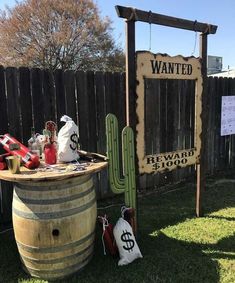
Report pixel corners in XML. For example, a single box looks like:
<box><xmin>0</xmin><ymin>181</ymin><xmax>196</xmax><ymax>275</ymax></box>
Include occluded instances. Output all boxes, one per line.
<box><xmin>116</xmin><ymin>5</ymin><xmax>217</xmax><ymax>34</ymax></box>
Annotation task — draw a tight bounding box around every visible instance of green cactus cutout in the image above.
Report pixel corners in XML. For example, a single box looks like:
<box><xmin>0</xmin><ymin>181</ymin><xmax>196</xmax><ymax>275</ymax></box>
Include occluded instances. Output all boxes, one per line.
<box><xmin>106</xmin><ymin>113</ymin><xmax>136</xmax><ymax>210</ymax></box>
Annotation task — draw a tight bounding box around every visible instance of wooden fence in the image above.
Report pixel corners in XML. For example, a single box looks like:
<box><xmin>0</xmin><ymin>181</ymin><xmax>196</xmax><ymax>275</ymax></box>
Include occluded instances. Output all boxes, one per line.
<box><xmin>142</xmin><ymin>76</ymin><xmax>235</xmax><ymax>190</ymax></box>
<box><xmin>1</xmin><ymin>66</ymin><xmax>235</xmax><ymax>222</ymax></box>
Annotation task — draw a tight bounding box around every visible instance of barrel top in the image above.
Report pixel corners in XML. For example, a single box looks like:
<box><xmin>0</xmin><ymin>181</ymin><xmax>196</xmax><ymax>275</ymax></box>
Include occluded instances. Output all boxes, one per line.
<box><xmin>0</xmin><ymin>161</ymin><xmax>107</xmax><ymax>183</ymax></box>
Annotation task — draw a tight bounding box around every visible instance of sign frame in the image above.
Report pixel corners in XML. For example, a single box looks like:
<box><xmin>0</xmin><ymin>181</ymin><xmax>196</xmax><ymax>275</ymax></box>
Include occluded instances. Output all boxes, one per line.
<box><xmin>136</xmin><ymin>51</ymin><xmax>203</xmax><ymax>174</ymax></box>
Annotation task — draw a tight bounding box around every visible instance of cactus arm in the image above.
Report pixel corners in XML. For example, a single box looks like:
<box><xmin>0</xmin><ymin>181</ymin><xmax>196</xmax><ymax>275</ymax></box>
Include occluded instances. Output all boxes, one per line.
<box><xmin>106</xmin><ymin>114</ymin><xmax>125</xmax><ymax>194</ymax></box>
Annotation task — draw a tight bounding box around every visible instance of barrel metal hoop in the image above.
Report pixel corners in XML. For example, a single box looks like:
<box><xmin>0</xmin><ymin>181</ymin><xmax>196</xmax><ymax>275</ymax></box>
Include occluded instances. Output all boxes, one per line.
<box><xmin>16</xmin><ymin>231</ymin><xmax>95</xmax><ymax>253</ymax></box>
<box><xmin>15</xmin><ymin>175</ymin><xmax>92</xmax><ymax>191</ymax></box>
<box><xmin>24</xmin><ymin>252</ymin><xmax>93</xmax><ymax>278</ymax></box>
<box><xmin>20</xmin><ymin>243</ymin><xmax>94</xmax><ymax>264</ymax></box>
<box><xmin>13</xmin><ymin>196</ymin><xmax>96</xmax><ymax>220</ymax></box>
<box><xmin>13</xmin><ymin>184</ymin><xmax>94</xmax><ymax>205</ymax></box>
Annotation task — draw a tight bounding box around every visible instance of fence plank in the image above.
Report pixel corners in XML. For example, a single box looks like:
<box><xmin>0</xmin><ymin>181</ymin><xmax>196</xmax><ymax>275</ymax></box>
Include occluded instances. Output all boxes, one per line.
<box><xmin>31</xmin><ymin>68</ymin><xmax>44</xmax><ymax>133</ymax></box>
<box><xmin>54</xmin><ymin>69</ymin><xmax>66</xmax><ymax>126</ymax></box>
<box><xmin>223</xmin><ymin>79</ymin><xmax>230</xmax><ymax>169</ymax></box>
<box><xmin>172</xmin><ymin>80</ymin><xmax>181</xmax><ymax>182</ymax></box>
<box><xmin>6</xmin><ymin>67</ymin><xmax>21</xmax><ymax>140</ymax></box>
<box><xmin>0</xmin><ymin>67</ymin><xmax>13</xmax><ymax>225</ymax></box>
<box><xmin>42</xmin><ymin>69</ymin><xmax>56</xmax><ymax>122</ymax></box>
<box><xmin>86</xmin><ymin>71</ymin><xmax>97</xmax><ymax>152</ymax></box>
<box><xmin>94</xmin><ymin>72</ymin><xmax>108</xmax><ymax>198</ymax></box>
<box><xmin>180</xmin><ymin>80</ymin><xmax>188</xmax><ymax>180</ymax></box>
<box><xmin>117</xmin><ymin>72</ymin><xmax>126</xmax><ymax>129</ymax></box>
<box><xmin>104</xmin><ymin>72</ymin><xmax>115</xmax><ymax>115</ymax></box>
<box><xmin>217</xmin><ymin>77</ymin><xmax>226</xmax><ymax>171</ymax></box>
<box><xmin>95</xmin><ymin>72</ymin><xmax>106</xmax><ymax>155</ymax></box>
<box><xmin>64</xmin><ymin>70</ymin><xmax>77</xmax><ymax>123</ymax></box>
<box><xmin>145</xmin><ymin>79</ymin><xmax>158</xmax><ymax>189</ymax></box>
<box><xmin>0</xmin><ymin>180</ymin><xmax>13</xmax><ymax>225</ymax></box>
<box><xmin>76</xmin><ymin>71</ymin><xmax>89</xmax><ymax>150</ymax></box>
<box><xmin>0</xmin><ymin>66</ymin><xmax>8</xmax><ymax>137</ymax></box>
<box><xmin>19</xmin><ymin>67</ymin><xmax>32</xmax><ymax>144</ymax></box>
<box><xmin>207</xmin><ymin>77</ymin><xmax>216</xmax><ymax>174</ymax></box>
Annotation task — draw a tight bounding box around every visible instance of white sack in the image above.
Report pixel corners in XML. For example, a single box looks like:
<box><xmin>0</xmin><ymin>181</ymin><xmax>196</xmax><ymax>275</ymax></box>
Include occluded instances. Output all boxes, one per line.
<box><xmin>57</xmin><ymin>115</ymin><xmax>79</xmax><ymax>162</ymax></box>
<box><xmin>113</xmin><ymin>217</ymin><xmax>142</xmax><ymax>266</ymax></box>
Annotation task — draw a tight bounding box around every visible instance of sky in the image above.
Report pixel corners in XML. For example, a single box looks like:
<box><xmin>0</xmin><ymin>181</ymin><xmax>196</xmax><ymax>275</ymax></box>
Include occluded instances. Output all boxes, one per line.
<box><xmin>1</xmin><ymin>0</ymin><xmax>235</xmax><ymax>70</ymax></box>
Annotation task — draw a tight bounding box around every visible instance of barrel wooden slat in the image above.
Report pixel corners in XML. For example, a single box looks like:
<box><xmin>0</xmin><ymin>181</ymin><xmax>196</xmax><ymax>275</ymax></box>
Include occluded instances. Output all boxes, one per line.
<box><xmin>12</xmin><ymin>174</ymin><xmax>97</xmax><ymax>281</ymax></box>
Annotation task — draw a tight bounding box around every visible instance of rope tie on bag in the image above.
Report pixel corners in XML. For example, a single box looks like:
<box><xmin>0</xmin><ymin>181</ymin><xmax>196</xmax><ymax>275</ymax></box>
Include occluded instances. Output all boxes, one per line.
<box><xmin>98</xmin><ymin>215</ymin><xmax>109</xmax><ymax>255</ymax></box>
<box><xmin>121</xmin><ymin>205</ymin><xmax>129</xmax><ymax>219</ymax></box>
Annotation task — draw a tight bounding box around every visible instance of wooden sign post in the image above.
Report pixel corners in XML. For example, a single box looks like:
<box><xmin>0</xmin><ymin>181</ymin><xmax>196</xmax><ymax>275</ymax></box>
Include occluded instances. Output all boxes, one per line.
<box><xmin>116</xmin><ymin>6</ymin><xmax>217</xmax><ymax>217</ymax></box>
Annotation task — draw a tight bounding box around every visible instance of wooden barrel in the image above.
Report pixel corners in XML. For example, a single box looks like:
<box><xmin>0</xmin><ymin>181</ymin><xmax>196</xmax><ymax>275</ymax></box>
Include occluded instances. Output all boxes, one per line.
<box><xmin>12</xmin><ymin>174</ymin><xmax>96</xmax><ymax>281</ymax></box>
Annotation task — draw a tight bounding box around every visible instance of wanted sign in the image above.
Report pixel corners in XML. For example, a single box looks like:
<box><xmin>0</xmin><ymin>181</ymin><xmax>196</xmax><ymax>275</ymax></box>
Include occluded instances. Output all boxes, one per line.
<box><xmin>136</xmin><ymin>52</ymin><xmax>202</xmax><ymax>174</ymax></box>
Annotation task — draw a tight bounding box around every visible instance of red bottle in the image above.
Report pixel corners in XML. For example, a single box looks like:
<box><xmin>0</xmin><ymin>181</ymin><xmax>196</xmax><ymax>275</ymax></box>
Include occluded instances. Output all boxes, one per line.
<box><xmin>44</xmin><ymin>143</ymin><xmax>57</xmax><ymax>165</ymax></box>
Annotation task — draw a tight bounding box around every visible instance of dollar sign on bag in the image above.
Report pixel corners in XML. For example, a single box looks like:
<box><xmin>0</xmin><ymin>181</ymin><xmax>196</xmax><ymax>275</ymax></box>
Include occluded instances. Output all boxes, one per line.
<box><xmin>70</xmin><ymin>131</ymin><xmax>79</xmax><ymax>150</ymax></box>
<box><xmin>121</xmin><ymin>230</ymin><xmax>135</xmax><ymax>252</ymax></box>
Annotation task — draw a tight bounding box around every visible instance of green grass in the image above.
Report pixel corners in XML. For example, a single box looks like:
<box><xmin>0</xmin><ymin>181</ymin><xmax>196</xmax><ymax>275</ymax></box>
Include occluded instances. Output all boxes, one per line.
<box><xmin>0</xmin><ymin>177</ymin><xmax>234</xmax><ymax>283</ymax></box>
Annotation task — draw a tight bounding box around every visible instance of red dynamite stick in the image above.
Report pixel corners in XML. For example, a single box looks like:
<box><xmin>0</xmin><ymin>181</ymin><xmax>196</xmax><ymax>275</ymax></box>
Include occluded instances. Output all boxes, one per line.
<box><xmin>0</xmin><ymin>161</ymin><xmax>7</xmax><ymax>170</ymax></box>
<box><xmin>98</xmin><ymin>216</ymin><xmax>118</xmax><ymax>256</ymax></box>
<box><xmin>106</xmin><ymin>223</ymin><xmax>118</xmax><ymax>256</ymax></box>
<box><xmin>0</xmin><ymin>134</ymin><xmax>40</xmax><ymax>169</ymax></box>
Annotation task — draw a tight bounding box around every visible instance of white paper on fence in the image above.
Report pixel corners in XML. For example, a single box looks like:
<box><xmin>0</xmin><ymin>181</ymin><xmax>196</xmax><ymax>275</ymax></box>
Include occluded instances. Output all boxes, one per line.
<box><xmin>57</xmin><ymin>116</ymin><xmax>79</xmax><ymax>162</ymax></box>
<box><xmin>113</xmin><ymin>217</ymin><xmax>143</xmax><ymax>266</ymax></box>
<box><xmin>221</xmin><ymin>96</ymin><xmax>235</xmax><ymax>136</ymax></box>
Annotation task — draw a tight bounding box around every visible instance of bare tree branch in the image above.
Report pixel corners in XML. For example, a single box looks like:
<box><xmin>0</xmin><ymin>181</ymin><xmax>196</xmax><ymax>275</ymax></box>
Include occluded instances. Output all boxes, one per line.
<box><xmin>0</xmin><ymin>0</ymin><xmax>125</xmax><ymax>71</ymax></box>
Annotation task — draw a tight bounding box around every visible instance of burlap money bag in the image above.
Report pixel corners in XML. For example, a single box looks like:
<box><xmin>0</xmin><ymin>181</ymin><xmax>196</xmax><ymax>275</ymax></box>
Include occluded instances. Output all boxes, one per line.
<box><xmin>113</xmin><ymin>217</ymin><xmax>142</xmax><ymax>266</ymax></box>
<box><xmin>57</xmin><ymin>115</ymin><xmax>79</xmax><ymax>162</ymax></box>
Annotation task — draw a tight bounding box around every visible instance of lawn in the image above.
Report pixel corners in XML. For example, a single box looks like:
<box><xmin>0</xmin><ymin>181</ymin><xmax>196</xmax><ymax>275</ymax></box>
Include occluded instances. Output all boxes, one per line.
<box><xmin>0</xmin><ymin>177</ymin><xmax>234</xmax><ymax>283</ymax></box>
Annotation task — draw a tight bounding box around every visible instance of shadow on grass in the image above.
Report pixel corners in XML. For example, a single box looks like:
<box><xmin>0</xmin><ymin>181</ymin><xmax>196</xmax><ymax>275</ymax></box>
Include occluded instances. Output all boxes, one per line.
<box><xmin>141</xmin><ymin>231</ymin><xmax>220</xmax><ymax>283</ymax></box>
<box><xmin>203</xmin><ymin>179</ymin><xmax>235</xmax><ymax>215</ymax></box>
<box><xmin>209</xmin><ymin>233</ymin><xmax>235</xmax><ymax>257</ymax></box>
<box><xmin>1</xmin><ymin>229</ymin><xmax>229</xmax><ymax>283</ymax></box>
<box><xmin>135</xmin><ymin>179</ymin><xmax>235</xmax><ymax>283</ymax></box>
<box><xmin>138</xmin><ymin>178</ymin><xmax>235</xmax><ymax>231</ymax></box>
<box><xmin>0</xmin><ymin>232</ymin><xmax>25</xmax><ymax>283</ymax></box>
<box><xmin>0</xmin><ymin>177</ymin><xmax>234</xmax><ymax>283</ymax></box>
<box><xmin>207</xmin><ymin>215</ymin><xmax>235</xmax><ymax>221</ymax></box>
<box><xmin>143</xmin><ymin>231</ymin><xmax>234</xmax><ymax>282</ymax></box>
